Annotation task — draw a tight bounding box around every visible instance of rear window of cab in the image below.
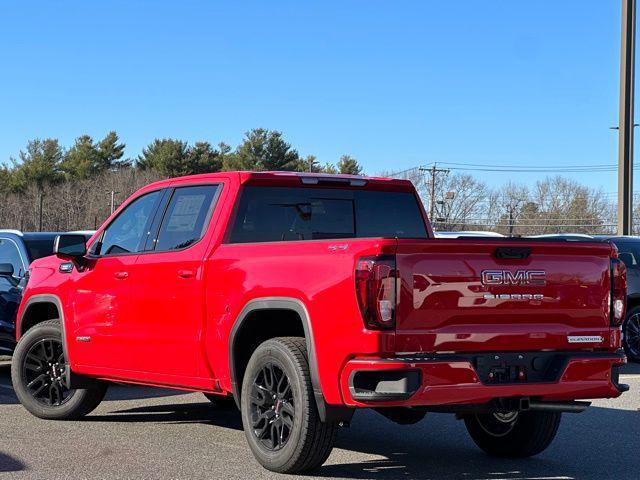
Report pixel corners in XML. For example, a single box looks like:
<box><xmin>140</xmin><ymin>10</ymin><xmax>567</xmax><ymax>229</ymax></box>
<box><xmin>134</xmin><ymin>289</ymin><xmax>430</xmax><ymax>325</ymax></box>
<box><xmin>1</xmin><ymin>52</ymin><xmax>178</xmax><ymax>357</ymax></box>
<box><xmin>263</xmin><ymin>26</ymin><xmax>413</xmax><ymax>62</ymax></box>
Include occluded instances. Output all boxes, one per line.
<box><xmin>228</xmin><ymin>186</ymin><xmax>427</xmax><ymax>243</ymax></box>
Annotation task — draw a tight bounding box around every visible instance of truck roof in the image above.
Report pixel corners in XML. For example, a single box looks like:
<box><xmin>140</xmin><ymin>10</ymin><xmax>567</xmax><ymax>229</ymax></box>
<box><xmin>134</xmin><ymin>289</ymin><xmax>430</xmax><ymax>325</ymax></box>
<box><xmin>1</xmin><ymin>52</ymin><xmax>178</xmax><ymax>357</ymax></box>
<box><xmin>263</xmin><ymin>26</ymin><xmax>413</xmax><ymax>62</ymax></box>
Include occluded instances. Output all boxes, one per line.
<box><xmin>143</xmin><ymin>171</ymin><xmax>414</xmax><ymax>191</ymax></box>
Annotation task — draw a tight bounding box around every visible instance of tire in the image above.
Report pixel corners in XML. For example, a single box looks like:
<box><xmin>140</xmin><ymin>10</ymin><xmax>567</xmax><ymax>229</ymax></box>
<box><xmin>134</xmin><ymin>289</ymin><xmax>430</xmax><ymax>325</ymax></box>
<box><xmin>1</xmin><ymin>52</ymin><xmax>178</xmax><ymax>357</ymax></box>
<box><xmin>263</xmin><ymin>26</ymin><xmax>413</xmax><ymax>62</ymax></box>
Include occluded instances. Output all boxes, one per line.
<box><xmin>464</xmin><ymin>410</ymin><xmax>561</xmax><ymax>458</ymax></box>
<box><xmin>203</xmin><ymin>393</ymin><xmax>237</xmax><ymax>409</ymax></box>
<box><xmin>240</xmin><ymin>337</ymin><xmax>338</xmax><ymax>474</ymax></box>
<box><xmin>622</xmin><ymin>305</ymin><xmax>640</xmax><ymax>362</ymax></box>
<box><xmin>11</xmin><ymin>320</ymin><xmax>107</xmax><ymax>420</ymax></box>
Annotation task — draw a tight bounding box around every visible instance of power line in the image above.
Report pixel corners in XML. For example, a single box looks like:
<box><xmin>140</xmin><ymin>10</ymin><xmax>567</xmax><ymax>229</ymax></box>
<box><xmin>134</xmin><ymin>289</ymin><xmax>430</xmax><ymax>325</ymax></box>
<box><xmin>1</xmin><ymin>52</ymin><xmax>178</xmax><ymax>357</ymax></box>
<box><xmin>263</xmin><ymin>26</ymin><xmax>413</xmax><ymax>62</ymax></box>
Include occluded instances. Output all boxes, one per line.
<box><xmin>438</xmin><ymin>221</ymin><xmax>618</xmax><ymax>227</ymax></box>
<box><xmin>444</xmin><ymin>166</ymin><xmax>619</xmax><ymax>173</ymax></box>
<box><xmin>435</xmin><ymin>161</ymin><xmax>617</xmax><ymax>169</ymax></box>
<box><xmin>387</xmin><ymin>162</ymin><xmax>634</xmax><ymax>176</ymax></box>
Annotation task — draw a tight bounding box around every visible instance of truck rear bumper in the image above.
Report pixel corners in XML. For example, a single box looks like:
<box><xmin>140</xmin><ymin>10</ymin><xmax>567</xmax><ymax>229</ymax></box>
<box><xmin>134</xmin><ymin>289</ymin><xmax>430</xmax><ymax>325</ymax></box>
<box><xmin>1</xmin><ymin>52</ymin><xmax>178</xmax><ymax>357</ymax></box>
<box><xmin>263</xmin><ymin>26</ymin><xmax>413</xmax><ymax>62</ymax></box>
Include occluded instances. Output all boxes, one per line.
<box><xmin>339</xmin><ymin>350</ymin><xmax>627</xmax><ymax>408</ymax></box>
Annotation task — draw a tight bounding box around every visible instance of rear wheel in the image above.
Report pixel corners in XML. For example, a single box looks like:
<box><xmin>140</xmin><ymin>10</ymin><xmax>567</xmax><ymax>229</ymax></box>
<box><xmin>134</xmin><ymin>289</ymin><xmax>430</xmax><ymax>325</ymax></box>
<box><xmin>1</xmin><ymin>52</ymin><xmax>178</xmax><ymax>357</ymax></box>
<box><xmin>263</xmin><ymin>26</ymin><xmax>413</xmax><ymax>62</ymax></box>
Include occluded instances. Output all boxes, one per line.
<box><xmin>240</xmin><ymin>337</ymin><xmax>338</xmax><ymax>474</ymax></box>
<box><xmin>464</xmin><ymin>410</ymin><xmax>561</xmax><ymax>457</ymax></box>
<box><xmin>622</xmin><ymin>306</ymin><xmax>640</xmax><ymax>362</ymax></box>
<box><xmin>11</xmin><ymin>320</ymin><xmax>107</xmax><ymax>420</ymax></box>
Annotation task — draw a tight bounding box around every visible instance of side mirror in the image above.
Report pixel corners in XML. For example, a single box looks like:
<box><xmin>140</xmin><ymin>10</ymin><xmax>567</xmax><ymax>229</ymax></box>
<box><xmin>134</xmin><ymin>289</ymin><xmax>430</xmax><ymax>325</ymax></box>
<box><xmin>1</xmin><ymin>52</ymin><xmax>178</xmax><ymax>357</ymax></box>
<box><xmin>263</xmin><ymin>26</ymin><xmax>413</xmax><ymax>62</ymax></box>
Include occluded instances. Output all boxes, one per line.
<box><xmin>0</xmin><ymin>263</ymin><xmax>14</xmax><ymax>277</ymax></box>
<box><xmin>54</xmin><ymin>234</ymin><xmax>87</xmax><ymax>259</ymax></box>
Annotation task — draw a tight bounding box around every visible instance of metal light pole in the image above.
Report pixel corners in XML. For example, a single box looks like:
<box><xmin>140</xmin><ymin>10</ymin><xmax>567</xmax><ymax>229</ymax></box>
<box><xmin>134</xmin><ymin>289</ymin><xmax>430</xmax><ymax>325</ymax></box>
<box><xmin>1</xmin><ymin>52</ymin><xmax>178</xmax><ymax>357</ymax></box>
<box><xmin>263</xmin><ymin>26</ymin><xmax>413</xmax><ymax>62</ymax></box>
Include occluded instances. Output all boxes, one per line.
<box><xmin>618</xmin><ymin>0</ymin><xmax>636</xmax><ymax>235</ymax></box>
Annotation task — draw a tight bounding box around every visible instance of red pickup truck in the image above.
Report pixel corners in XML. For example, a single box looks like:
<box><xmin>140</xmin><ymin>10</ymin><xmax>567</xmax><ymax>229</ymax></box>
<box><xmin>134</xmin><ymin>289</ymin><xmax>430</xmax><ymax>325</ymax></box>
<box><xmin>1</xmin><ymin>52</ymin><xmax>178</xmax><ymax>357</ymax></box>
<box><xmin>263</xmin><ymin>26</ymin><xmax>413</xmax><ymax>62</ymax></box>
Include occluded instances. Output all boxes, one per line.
<box><xmin>11</xmin><ymin>171</ymin><xmax>628</xmax><ymax>473</ymax></box>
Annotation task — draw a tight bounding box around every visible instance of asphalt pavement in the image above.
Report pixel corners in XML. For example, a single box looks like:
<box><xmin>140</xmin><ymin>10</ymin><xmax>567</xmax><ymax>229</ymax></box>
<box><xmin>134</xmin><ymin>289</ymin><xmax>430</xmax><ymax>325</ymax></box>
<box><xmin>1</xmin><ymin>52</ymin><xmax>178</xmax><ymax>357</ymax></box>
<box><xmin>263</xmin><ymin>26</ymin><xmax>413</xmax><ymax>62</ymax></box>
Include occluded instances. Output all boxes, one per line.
<box><xmin>0</xmin><ymin>361</ymin><xmax>638</xmax><ymax>480</ymax></box>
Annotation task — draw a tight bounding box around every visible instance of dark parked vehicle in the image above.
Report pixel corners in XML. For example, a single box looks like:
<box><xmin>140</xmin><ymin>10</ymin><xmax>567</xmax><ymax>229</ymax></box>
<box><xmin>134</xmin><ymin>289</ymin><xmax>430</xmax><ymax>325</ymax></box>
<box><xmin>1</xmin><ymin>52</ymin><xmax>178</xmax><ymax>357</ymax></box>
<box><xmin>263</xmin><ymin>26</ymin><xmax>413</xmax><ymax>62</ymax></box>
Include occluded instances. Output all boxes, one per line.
<box><xmin>529</xmin><ymin>233</ymin><xmax>640</xmax><ymax>362</ymax></box>
<box><xmin>597</xmin><ymin>236</ymin><xmax>640</xmax><ymax>362</ymax></box>
<box><xmin>0</xmin><ymin>230</ymin><xmax>93</xmax><ymax>355</ymax></box>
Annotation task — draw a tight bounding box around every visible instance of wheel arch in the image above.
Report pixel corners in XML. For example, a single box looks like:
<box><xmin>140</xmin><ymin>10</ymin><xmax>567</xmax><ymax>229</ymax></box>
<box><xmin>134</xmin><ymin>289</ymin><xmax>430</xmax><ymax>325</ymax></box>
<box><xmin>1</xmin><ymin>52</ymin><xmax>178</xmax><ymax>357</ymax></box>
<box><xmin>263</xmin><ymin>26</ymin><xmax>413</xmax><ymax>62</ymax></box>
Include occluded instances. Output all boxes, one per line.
<box><xmin>18</xmin><ymin>294</ymin><xmax>68</xmax><ymax>357</ymax></box>
<box><xmin>228</xmin><ymin>297</ymin><xmax>329</xmax><ymax>419</ymax></box>
<box><xmin>626</xmin><ymin>294</ymin><xmax>640</xmax><ymax>312</ymax></box>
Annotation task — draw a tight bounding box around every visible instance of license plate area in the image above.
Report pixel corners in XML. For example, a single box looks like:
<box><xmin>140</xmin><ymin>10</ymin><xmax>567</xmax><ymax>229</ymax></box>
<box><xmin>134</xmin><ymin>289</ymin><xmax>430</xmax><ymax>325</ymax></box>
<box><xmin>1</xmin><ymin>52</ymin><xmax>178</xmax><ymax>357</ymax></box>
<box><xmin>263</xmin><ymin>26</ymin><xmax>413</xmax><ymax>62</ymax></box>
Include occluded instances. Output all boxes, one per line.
<box><xmin>473</xmin><ymin>352</ymin><xmax>566</xmax><ymax>384</ymax></box>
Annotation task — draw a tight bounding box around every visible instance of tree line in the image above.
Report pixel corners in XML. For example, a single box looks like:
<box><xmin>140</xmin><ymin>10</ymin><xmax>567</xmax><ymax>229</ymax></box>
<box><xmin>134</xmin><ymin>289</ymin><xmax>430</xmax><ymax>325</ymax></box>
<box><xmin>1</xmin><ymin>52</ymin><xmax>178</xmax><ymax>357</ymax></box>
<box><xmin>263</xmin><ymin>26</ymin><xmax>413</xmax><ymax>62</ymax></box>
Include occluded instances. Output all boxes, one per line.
<box><xmin>0</xmin><ymin>128</ymin><xmax>363</xmax><ymax>231</ymax></box>
<box><xmin>0</xmin><ymin>127</ymin><xmax>627</xmax><ymax>235</ymax></box>
<box><xmin>388</xmin><ymin>167</ymin><xmax>619</xmax><ymax>236</ymax></box>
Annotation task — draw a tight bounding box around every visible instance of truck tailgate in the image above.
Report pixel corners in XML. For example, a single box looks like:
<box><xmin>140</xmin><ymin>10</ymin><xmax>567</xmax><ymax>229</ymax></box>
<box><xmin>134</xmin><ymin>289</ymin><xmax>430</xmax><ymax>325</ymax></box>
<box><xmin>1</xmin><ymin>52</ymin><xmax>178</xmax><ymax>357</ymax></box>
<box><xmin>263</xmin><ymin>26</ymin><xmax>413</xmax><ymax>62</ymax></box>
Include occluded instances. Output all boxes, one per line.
<box><xmin>395</xmin><ymin>239</ymin><xmax>616</xmax><ymax>353</ymax></box>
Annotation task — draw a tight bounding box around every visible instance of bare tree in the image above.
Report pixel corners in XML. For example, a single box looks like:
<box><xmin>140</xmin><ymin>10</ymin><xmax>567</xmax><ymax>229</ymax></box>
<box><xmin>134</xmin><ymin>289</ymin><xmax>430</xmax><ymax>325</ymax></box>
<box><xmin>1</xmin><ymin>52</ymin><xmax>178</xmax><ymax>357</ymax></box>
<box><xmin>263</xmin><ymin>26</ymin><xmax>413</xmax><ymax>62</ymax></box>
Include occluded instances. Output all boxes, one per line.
<box><xmin>0</xmin><ymin>168</ymin><xmax>163</xmax><ymax>232</ymax></box>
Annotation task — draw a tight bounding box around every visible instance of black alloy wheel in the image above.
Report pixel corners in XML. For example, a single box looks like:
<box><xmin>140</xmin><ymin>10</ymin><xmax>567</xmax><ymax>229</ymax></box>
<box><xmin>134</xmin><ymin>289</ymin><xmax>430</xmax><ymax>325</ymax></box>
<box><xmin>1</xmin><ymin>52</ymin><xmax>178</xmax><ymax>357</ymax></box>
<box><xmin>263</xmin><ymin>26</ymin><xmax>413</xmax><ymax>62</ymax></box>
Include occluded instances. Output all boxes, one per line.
<box><xmin>475</xmin><ymin>411</ymin><xmax>519</xmax><ymax>437</ymax></box>
<box><xmin>249</xmin><ymin>362</ymin><xmax>296</xmax><ymax>451</ymax></box>
<box><xmin>12</xmin><ymin>320</ymin><xmax>107</xmax><ymax>420</ymax></box>
<box><xmin>23</xmin><ymin>337</ymin><xmax>74</xmax><ymax>406</ymax></box>
<box><xmin>464</xmin><ymin>410</ymin><xmax>562</xmax><ymax>457</ymax></box>
<box><xmin>240</xmin><ymin>337</ymin><xmax>338</xmax><ymax>473</ymax></box>
<box><xmin>623</xmin><ymin>311</ymin><xmax>640</xmax><ymax>361</ymax></box>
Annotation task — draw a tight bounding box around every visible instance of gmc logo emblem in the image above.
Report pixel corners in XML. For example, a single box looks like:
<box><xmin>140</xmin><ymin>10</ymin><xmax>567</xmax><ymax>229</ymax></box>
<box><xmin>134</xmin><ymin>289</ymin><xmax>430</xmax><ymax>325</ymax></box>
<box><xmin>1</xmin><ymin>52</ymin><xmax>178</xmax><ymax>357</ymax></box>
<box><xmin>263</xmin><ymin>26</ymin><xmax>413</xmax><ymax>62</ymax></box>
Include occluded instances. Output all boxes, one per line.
<box><xmin>481</xmin><ymin>270</ymin><xmax>546</xmax><ymax>286</ymax></box>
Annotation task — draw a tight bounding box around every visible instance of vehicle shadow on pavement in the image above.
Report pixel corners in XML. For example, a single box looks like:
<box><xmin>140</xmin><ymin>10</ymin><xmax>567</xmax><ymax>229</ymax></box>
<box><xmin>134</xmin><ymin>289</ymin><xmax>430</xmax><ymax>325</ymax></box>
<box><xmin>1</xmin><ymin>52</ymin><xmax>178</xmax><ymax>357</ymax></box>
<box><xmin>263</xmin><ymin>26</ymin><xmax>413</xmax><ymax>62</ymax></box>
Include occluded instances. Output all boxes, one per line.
<box><xmin>622</xmin><ymin>361</ymin><xmax>640</xmax><ymax>374</ymax></box>
<box><xmin>0</xmin><ymin>379</ymin><xmax>188</xmax><ymax>405</ymax></box>
<box><xmin>317</xmin><ymin>407</ymin><xmax>640</xmax><ymax>480</ymax></box>
<box><xmin>0</xmin><ymin>365</ymin><xmax>17</xmax><ymax>405</ymax></box>
<box><xmin>0</xmin><ymin>452</ymin><xmax>27</xmax><ymax>473</ymax></box>
<box><xmin>104</xmin><ymin>384</ymin><xmax>188</xmax><ymax>401</ymax></box>
<box><xmin>86</xmin><ymin>401</ymin><xmax>244</xmax><ymax>430</ymax></box>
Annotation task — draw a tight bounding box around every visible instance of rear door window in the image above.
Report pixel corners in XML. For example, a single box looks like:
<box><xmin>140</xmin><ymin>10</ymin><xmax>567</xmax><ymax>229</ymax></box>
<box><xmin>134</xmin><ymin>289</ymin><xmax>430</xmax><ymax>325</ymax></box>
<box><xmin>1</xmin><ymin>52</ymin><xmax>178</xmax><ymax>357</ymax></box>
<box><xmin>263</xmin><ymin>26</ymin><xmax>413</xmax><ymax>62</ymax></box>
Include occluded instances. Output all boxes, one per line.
<box><xmin>154</xmin><ymin>185</ymin><xmax>219</xmax><ymax>251</ymax></box>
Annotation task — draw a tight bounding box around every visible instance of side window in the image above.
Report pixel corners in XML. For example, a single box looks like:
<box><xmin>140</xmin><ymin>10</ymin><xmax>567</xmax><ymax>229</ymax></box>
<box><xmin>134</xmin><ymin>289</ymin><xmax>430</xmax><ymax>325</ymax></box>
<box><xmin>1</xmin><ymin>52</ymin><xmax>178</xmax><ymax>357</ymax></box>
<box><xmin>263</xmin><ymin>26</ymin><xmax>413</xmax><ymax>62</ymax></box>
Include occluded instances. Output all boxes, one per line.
<box><xmin>154</xmin><ymin>185</ymin><xmax>219</xmax><ymax>251</ymax></box>
<box><xmin>97</xmin><ymin>191</ymin><xmax>161</xmax><ymax>255</ymax></box>
<box><xmin>0</xmin><ymin>238</ymin><xmax>25</xmax><ymax>278</ymax></box>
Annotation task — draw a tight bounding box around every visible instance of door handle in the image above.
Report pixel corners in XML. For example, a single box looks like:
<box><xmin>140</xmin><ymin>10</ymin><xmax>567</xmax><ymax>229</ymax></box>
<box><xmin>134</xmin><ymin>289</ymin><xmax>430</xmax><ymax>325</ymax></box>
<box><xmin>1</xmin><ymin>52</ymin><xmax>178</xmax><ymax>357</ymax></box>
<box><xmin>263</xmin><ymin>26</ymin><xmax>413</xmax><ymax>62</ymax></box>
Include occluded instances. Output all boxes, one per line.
<box><xmin>177</xmin><ymin>269</ymin><xmax>194</xmax><ymax>279</ymax></box>
<box><xmin>114</xmin><ymin>271</ymin><xmax>129</xmax><ymax>280</ymax></box>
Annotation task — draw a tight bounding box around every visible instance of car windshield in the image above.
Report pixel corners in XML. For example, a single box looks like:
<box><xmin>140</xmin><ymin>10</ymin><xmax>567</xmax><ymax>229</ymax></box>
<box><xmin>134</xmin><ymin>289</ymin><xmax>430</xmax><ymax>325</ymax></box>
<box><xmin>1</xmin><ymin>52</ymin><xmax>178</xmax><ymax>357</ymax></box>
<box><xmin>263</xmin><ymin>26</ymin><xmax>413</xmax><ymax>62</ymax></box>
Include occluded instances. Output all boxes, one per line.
<box><xmin>24</xmin><ymin>238</ymin><xmax>56</xmax><ymax>261</ymax></box>
<box><xmin>612</xmin><ymin>241</ymin><xmax>640</xmax><ymax>269</ymax></box>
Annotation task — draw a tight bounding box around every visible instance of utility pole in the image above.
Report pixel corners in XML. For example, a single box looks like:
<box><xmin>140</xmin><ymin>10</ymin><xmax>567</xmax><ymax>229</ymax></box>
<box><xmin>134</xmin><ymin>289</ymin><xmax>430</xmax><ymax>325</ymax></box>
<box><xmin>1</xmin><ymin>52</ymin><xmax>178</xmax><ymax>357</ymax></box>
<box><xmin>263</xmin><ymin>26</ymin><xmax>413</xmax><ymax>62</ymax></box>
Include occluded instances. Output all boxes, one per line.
<box><xmin>38</xmin><ymin>191</ymin><xmax>44</xmax><ymax>232</ymax></box>
<box><xmin>508</xmin><ymin>207</ymin><xmax>515</xmax><ymax>236</ymax></box>
<box><xmin>107</xmin><ymin>191</ymin><xmax>119</xmax><ymax>215</ymax></box>
<box><xmin>504</xmin><ymin>196</ymin><xmax>524</xmax><ymax>237</ymax></box>
<box><xmin>421</xmin><ymin>164</ymin><xmax>450</xmax><ymax>221</ymax></box>
<box><xmin>618</xmin><ymin>0</ymin><xmax>636</xmax><ymax>235</ymax></box>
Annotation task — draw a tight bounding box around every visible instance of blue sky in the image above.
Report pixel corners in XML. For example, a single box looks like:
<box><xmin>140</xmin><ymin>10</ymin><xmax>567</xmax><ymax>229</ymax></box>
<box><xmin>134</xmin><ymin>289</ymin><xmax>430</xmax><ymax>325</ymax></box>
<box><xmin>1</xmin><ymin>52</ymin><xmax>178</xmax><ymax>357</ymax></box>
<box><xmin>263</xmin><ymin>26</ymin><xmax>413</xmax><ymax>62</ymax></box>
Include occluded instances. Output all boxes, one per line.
<box><xmin>0</xmin><ymin>1</ymin><xmax>627</xmax><ymax>195</ymax></box>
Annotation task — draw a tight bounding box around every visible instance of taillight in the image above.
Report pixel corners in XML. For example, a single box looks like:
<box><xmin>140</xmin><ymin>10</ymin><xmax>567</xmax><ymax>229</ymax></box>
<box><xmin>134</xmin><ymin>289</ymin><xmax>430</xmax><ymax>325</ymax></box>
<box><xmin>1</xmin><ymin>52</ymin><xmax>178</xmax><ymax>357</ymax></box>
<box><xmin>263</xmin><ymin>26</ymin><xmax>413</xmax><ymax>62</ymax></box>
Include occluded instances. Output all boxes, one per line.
<box><xmin>611</xmin><ymin>257</ymin><xmax>627</xmax><ymax>326</ymax></box>
<box><xmin>355</xmin><ymin>255</ymin><xmax>396</xmax><ymax>330</ymax></box>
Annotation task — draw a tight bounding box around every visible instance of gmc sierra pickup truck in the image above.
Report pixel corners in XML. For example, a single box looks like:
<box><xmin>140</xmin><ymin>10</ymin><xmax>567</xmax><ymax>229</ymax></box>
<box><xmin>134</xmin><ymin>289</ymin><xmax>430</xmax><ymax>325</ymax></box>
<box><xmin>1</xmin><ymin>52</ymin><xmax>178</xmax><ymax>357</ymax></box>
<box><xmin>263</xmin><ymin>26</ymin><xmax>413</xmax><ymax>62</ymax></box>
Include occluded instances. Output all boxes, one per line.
<box><xmin>11</xmin><ymin>171</ymin><xmax>628</xmax><ymax>473</ymax></box>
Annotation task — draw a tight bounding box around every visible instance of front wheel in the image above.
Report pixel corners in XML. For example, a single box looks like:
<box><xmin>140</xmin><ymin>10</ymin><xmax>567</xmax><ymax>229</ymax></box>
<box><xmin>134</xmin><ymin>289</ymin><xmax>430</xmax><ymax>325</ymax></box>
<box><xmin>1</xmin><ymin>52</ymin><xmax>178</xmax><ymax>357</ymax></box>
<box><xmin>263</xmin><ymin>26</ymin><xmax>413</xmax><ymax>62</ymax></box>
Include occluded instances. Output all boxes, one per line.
<box><xmin>464</xmin><ymin>410</ymin><xmax>561</xmax><ymax>457</ymax></box>
<box><xmin>11</xmin><ymin>320</ymin><xmax>107</xmax><ymax>420</ymax></box>
<box><xmin>240</xmin><ymin>337</ymin><xmax>338</xmax><ymax>474</ymax></box>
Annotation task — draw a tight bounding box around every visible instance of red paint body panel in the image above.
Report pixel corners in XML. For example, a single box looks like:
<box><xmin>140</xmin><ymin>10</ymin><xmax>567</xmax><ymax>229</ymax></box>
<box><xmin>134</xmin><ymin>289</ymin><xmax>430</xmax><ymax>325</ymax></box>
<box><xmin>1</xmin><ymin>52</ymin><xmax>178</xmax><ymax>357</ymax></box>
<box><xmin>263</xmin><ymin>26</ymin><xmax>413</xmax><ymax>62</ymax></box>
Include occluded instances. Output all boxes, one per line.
<box><xmin>395</xmin><ymin>239</ymin><xmax>616</xmax><ymax>353</ymax></box>
<box><xmin>339</xmin><ymin>355</ymin><xmax>625</xmax><ymax>407</ymax></box>
<box><xmin>15</xmin><ymin>171</ymin><xmax>627</xmax><ymax>411</ymax></box>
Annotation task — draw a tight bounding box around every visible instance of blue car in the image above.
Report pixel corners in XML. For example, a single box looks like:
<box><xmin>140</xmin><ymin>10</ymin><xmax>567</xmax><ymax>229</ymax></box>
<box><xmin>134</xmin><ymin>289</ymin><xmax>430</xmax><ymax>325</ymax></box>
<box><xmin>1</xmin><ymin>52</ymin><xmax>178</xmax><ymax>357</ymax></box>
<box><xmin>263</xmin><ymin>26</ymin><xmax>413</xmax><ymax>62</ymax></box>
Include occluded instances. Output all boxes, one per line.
<box><xmin>0</xmin><ymin>230</ymin><xmax>93</xmax><ymax>355</ymax></box>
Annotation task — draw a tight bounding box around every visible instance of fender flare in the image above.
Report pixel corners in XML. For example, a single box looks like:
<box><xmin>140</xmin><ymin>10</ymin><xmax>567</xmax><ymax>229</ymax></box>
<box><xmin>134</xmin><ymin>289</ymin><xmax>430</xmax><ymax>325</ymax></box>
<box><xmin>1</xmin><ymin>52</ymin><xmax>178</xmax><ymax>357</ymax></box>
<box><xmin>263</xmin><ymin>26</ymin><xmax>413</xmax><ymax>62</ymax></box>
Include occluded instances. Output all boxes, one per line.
<box><xmin>19</xmin><ymin>294</ymin><xmax>67</xmax><ymax>351</ymax></box>
<box><xmin>228</xmin><ymin>297</ymin><xmax>332</xmax><ymax>419</ymax></box>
